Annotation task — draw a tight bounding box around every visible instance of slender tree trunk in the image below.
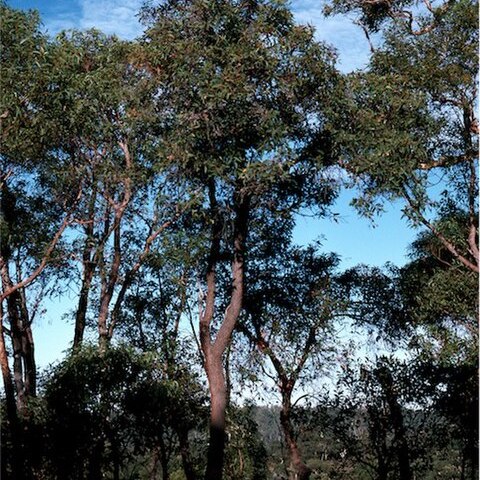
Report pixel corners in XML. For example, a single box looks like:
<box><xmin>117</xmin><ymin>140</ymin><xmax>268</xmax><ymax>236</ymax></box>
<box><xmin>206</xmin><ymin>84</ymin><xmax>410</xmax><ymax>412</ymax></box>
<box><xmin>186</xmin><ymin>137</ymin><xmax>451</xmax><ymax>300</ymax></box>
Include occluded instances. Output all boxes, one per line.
<box><xmin>376</xmin><ymin>366</ymin><xmax>412</xmax><ymax>480</ymax></box>
<box><xmin>73</xmin><ymin>188</ymin><xmax>97</xmax><ymax>350</ymax></box>
<box><xmin>204</xmin><ymin>355</ymin><xmax>228</xmax><ymax>480</ymax></box>
<box><xmin>73</xmin><ymin>261</ymin><xmax>95</xmax><ymax>349</ymax></box>
<box><xmin>158</xmin><ymin>430</ymin><xmax>170</xmax><ymax>480</ymax></box>
<box><xmin>18</xmin><ymin>293</ymin><xmax>36</xmax><ymax>398</ymax></box>
<box><xmin>280</xmin><ymin>389</ymin><xmax>311</xmax><ymax>480</ymax></box>
<box><xmin>98</xmin><ymin>214</ymin><xmax>122</xmax><ymax>350</ymax></box>
<box><xmin>10</xmin><ymin>316</ymin><xmax>25</xmax><ymax>412</ymax></box>
<box><xmin>21</xmin><ymin>322</ymin><xmax>36</xmax><ymax>404</ymax></box>
<box><xmin>1</xmin><ymin>261</ymin><xmax>38</xmax><ymax>410</ymax></box>
<box><xmin>0</xmin><ymin>306</ymin><xmax>24</xmax><ymax>479</ymax></box>
<box><xmin>177</xmin><ymin>428</ymin><xmax>197</xmax><ymax>480</ymax></box>
<box><xmin>4</xmin><ymin>290</ymin><xmax>26</xmax><ymax>412</ymax></box>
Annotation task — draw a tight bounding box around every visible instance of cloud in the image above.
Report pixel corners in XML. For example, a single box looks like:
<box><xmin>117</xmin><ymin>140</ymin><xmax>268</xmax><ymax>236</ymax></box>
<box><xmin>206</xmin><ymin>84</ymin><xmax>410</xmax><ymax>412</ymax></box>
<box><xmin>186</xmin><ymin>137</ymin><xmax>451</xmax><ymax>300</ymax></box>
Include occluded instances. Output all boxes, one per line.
<box><xmin>41</xmin><ymin>0</ymin><xmax>144</xmax><ymax>40</ymax></box>
<box><xmin>78</xmin><ymin>0</ymin><xmax>144</xmax><ymax>39</ymax></box>
<box><xmin>291</xmin><ymin>0</ymin><xmax>374</xmax><ymax>72</ymax></box>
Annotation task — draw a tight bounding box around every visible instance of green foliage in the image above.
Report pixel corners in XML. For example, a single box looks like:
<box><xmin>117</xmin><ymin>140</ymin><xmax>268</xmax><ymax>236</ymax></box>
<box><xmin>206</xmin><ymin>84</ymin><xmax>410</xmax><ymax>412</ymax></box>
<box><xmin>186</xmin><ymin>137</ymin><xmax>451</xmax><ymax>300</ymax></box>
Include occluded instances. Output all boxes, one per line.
<box><xmin>316</xmin><ymin>356</ymin><xmax>478</xmax><ymax>480</ymax></box>
<box><xmin>224</xmin><ymin>406</ymin><xmax>268</xmax><ymax>480</ymax></box>
<box><xmin>338</xmin><ymin>217</ymin><xmax>477</xmax><ymax>352</ymax></box>
<box><xmin>140</xmin><ymin>0</ymin><xmax>340</xmax><ymax>209</ymax></box>
<box><xmin>0</xmin><ymin>2</ymin><xmax>477</xmax><ymax>480</ymax></box>
<box><xmin>330</xmin><ymin>0</ymin><xmax>478</xmax><ymax>270</ymax></box>
<box><xmin>0</xmin><ymin>3</ymin><xmax>48</xmax><ymax>160</ymax></box>
<box><xmin>325</xmin><ymin>0</ymin><xmax>464</xmax><ymax>34</ymax></box>
<box><xmin>41</xmin><ymin>345</ymin><xmax>206</xmax><ymax>479</ymax></box>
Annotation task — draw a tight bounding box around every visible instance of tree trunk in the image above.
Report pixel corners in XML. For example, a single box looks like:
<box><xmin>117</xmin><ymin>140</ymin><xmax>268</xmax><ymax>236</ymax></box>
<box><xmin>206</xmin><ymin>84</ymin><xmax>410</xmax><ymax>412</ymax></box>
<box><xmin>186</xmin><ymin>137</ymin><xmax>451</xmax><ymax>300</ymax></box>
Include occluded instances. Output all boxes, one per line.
<box><xmin>22</xmin><ymin>320</ymin><xmax>36</xmax><ymax>399</ymax></box>
<box><xmin>0</xmin><ymin>308</ymin><xmax>24</xmax><ymax>479</ymax></box>
<box><xmin>199</xmin><ymin>183</ymin><xmax>249</xmax><ymax>480</ymax></box>
<box><xmin>73</xmin><ymin>188</ymin><xmax>97</xmax><ymax>350</ymax></box>
<box><xmin>98</xmin><ymin>214</ymin><xmax>122</xmax><ymax>350</ymax></box>
<box><xmin>10</xmin><ymin>313</ymin><xmax>25</xmax><ymax>412</ymax></box>
<box><xmin>177</xmin><ymin>428</ymin><xmax>197</xmax><ymax>480</ymax></box>
<box><xmin>280</xmin><ymin>389</ymin><xmax>311</xmax><ymax>480</ymax></box>
<box><xmin>18</xmin><ymin>288</ymin><xmax>36</xmax><ymax>398</ymax></box>
<box><xmin>204</xmin><ymin>355</ymin><xmax>228</xmax><ymax>480</ymax></box>
<box><xmin>376</xmin><ymin>366</ymin><xmax>412</xmax><ymax>480</ymax></box>
<box><xmin>157</xmin><ymin>425</ymin><xmax>170</xmax><ymax>480</ymax></box>
<box><xmin>1</xmin><ymin>261</ymin><xmax>39</xmax><ymax>412</ymax></box>
<box><xmin>73</xmin><ymin>261</ymin><xmax>95</xmax><ymax>349</ymax></box>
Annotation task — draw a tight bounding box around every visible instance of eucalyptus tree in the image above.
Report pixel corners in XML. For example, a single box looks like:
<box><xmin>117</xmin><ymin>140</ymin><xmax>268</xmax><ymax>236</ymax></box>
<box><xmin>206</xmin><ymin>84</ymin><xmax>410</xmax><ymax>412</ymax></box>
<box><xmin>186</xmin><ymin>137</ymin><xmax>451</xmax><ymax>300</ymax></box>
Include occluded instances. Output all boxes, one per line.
<box><xmin>42</xmin><ymin>345</ymin><xmax>207</xmax><ymax>480</ymax></box>
<box><xmin>338</xmin><ymin>225</ymin><xmax>478</xmax><ymax>362</ymax></box>
<box><xmin>40</xmin><ymin>30</ymin><xmax>155</xmax><ymax>350</ymax></box>
<box><xmin>325</xmin><ymin>0</ymin><xmax>461</xmax><ymax>34</ymax></box>
<box><xmin>329</xmin><ymin>0</ymin><xmax>478</xmax><ymax>273</ymax></box>
<box><xmin>0</xmin><ymin>6</ymin><xmax>90</xmax><ymax>478</ymax></box>
<box><xmin>114</xmin><ymin>232</ymin><xmax>208</xmax><ymax>480</ymax></box>
<box><xmin>139</xmin><ymin>0</ymin><xmax>340</xmax><ymax>477</ymax></box>
<box><xmin>237</xmin><ymin>232</ymin><xmax>343</xmax><ymax>480</ymax></box>
<box><xmin>332</xmin><ymin>226</ymin><xmax>478</xmax><ymax>479</ymax></box>
<box><xmin>319</xmin><ymin>357</ymin><xmax>437</xmax><ymax>480</ymax></box>
<box><xmin>41</xmin><ymin>28</ymin><xmax>194</xmax><ymax>352</ymax></box>
<box><xmin>1</xmin><ymin>4</ymin><xmax>48</xmax><ymax>418</ymax></box>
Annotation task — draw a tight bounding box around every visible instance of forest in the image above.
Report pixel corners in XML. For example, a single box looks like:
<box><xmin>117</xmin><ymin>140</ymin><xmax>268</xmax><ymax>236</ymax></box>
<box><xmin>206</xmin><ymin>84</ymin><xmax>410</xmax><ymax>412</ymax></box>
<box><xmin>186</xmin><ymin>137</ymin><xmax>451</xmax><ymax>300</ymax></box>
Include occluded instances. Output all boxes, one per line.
<box><xmin>0</xmin><ymin>0</ymin><xmax>478</xmax><ymax>479</ymax></box>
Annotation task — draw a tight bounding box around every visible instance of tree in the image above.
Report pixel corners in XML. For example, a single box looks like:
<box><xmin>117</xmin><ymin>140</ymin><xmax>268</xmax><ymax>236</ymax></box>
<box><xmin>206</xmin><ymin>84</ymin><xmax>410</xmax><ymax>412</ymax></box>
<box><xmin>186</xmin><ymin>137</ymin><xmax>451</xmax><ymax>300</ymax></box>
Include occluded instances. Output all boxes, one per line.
<box><xmin>329</xmin><ymin>0</ymin><xmax>478</xmax><ymax>273</ymax></box>
<box><xmin>319</xmin><ymin>358</ymin><xmax>426</xmax><ymax>480</ymax></box>
<box><xmin>237</xmin><ymin>232</ymin><xmax>342</xmax><ymax>480</ymax></box>
<box><xmin>139</xmin><ymin>1</ymin><xmax>340</xmax><ymax>478</ymax></box>
<box><xmin>0</xmin><ymin>6</ymin><xmax>85</xmax><ymax>477</ymax></box>
<box><xmin>330</xmin><ymin>222</ymin><xmax>478</xmax><ymax>479</ymax></box>
<box><xmin>41</xmin><ymin>29</ymin><xmax>163</xmax><ymax>351</ymax></box>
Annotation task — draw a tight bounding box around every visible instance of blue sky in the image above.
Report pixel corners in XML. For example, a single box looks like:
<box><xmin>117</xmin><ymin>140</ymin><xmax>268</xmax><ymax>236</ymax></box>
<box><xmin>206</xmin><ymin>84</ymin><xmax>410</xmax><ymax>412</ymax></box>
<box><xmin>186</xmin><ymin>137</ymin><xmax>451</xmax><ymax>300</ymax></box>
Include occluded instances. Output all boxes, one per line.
<box><xmin>8</xmin><ymin>0</ymin><xmax>416</xmax><ymax>367</ymax></box>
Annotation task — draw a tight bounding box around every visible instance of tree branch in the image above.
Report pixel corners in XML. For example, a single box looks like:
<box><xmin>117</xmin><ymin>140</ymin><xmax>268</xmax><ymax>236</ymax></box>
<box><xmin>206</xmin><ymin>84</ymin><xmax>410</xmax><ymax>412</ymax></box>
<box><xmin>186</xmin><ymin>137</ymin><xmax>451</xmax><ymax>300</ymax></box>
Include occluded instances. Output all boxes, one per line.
<box><xmin>402</xmin><ymin>186</ymin><xmax>479</xmax><ymax>273</ymax></box>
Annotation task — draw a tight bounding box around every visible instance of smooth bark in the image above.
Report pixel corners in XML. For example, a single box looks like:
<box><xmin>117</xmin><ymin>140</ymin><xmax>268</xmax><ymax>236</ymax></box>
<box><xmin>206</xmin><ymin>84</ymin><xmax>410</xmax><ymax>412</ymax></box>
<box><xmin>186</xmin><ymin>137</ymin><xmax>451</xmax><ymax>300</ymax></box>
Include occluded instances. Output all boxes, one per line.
<box><xmin>1</xmin><ymin>264</ymin><xmax>36</xmax><ymax>412</ymax></box>
<box><xmin>204</xmin><ymin>356</ymin><xmax>228</xmax><ymax>480</ymax></box>
<box><xmin>73</xmin><ymin>188</ymin><xmax>97</xmax><ymax>349</ymax></box>
<box><xmin>280</xmin><ymin>388</ymin><xmax>311</xmax><ymax>480</ymax></box>
<box><xmin>200</xmin><ymin>182</ymin><xmax>249</xmax><ymax>480</ymax></box>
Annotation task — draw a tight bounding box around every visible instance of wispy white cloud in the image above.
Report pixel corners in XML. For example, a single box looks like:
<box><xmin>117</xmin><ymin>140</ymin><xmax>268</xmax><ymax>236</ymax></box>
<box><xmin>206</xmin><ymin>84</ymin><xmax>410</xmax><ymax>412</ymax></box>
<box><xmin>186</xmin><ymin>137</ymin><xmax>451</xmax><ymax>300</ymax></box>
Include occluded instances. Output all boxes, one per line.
<box><xmin>42</xmin><ymin>14</ymin><xmax>79</xmax><ymax>36</ymax></box>
<box><xmin>41</xmin><ymin>0</ymin><xmax>144</xmax><ymax>39</ymax></box>
<box><xmin>78</xmin><ymin>0</ymin><xmax>144</xmax><ymax>39</ymax></box>
<box><xmin>291</xmin><ymin>0</ymin><xmax>374</xmax><ymax>72</ymax></box>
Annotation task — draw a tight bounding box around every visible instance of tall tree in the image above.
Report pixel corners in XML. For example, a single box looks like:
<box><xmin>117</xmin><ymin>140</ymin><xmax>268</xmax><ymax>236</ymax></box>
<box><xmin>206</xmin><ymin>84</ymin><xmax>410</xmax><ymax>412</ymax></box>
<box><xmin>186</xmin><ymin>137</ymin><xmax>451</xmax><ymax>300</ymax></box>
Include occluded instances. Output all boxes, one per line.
<box><xmin>0</xmin><ymin>1</ymin><xmax>83</xmax><ymax>409</ymax></box>
<box><xmin>42</xmin><ymin>30</ymin><xmax>153</xmax><ymax>350</ymax></box>
<box><xmin>0</xmin><ymin>5</ymin><xmax>84</xmax><ymax>478</ymax></box>
<box><xmin>140</xmin><ymin>0</ymin><xmax>340</xmax><ymax>477</ymax></box>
